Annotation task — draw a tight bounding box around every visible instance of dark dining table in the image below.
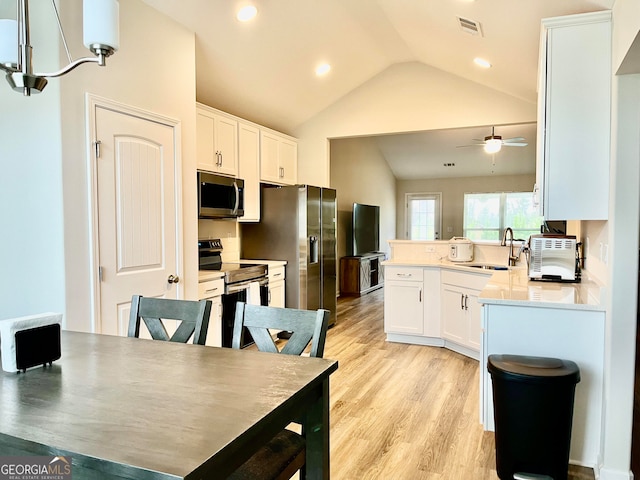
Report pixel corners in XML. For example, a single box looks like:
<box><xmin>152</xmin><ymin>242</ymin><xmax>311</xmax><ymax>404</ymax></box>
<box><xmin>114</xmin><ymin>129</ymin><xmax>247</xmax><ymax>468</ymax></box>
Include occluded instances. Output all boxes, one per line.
<box><xmin>0</xmin><ymin>331</ymin><xmax>338</xmax><ymax>479</ymax></box>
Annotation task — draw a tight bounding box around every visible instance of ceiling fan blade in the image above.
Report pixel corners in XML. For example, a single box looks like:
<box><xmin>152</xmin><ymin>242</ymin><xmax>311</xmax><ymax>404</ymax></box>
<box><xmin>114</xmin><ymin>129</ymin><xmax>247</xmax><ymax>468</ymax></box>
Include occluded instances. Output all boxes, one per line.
<box><xmin>502</xmin><ymin>142</ymin><xmax>528</xmax><ymax>147</ymax></box>
<box><xmin>456</xmin><ymin>144</ymin><xmax>485</xmax><ymax>148</ymax></box>
<box><xmin>503</xmin><ymin>137</ymin><xmax>526</xmax><ymax>142</ymax></box>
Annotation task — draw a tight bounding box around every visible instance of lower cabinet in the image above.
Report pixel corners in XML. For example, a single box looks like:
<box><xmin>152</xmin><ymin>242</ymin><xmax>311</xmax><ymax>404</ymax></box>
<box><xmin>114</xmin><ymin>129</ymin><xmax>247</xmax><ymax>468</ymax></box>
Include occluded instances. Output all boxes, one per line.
<box><xmin>384</xmin><ymin>267</ymin><xmax>424</xmax><ymax>335</ymax></box>
<box><xmin>198</xmin><ymin>277</ymin><xmax>224</xmax><ymax>347</ymax></box>
<box><xmin>268</xmin><ymin>265</ymin><xmax>286</xmax><ymax>308</ymax></box>
<box><xmin>384</xmin><ymin>265</ymin><xmax>489</xmax><ymax>358</ymax></box>
<box><xmin>441</xmin><ymin>270</ymin><xmax>486</xmax><ymax>358</ymax></box>
<box><xmin>384</xmin><ymin>266</ymin><xmax>441</xmax><ymax>340</ymax></box>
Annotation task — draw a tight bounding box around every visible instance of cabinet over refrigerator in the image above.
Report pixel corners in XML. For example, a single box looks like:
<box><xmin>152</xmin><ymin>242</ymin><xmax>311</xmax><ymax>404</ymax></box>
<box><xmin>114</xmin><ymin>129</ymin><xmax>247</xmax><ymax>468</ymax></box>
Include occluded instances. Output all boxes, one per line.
<box><xmin>241</xmin><ymin>185</ymin><xmax>337</xmax><ymax>326</ymax></box>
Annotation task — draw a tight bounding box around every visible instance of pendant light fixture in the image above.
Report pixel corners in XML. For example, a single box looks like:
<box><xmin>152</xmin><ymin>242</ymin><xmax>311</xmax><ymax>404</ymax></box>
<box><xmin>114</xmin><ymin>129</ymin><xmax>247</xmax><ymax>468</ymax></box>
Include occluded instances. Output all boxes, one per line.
<box><xmin>0</xmin><ymin>0</ymin><xmax>119</xmax><ymax>96</ymax></box>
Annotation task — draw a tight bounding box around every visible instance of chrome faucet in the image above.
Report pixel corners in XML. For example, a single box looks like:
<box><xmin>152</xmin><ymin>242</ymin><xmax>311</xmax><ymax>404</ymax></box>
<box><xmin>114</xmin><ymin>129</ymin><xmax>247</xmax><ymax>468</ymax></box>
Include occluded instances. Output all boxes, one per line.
<box><xmin>501</xmin><ymin>227</ymin><xmax>519</xmax><ymax>266</ymax></box>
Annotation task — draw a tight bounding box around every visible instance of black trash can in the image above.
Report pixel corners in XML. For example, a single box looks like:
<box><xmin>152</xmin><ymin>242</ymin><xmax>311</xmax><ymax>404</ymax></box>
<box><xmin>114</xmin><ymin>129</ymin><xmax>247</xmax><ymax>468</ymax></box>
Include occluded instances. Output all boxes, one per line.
<box><xmin>488</xmin><ymin>354</ymin><xmax>580</xmax><ymax>480</ymax></box>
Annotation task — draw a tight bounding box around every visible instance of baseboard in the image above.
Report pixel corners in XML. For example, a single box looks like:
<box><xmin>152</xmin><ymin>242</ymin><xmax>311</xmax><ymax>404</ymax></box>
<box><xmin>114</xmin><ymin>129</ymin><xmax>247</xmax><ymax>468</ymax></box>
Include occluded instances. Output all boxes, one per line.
<box><xmin>597</xmin><ymin>466</ymin><xmax>633</xmax><ymax>480</ymax></box>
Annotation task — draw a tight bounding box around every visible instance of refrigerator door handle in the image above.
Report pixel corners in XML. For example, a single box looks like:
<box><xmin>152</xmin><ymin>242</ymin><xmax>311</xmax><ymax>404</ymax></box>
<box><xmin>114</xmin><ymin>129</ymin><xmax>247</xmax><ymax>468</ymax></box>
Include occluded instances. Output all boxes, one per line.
<box><xmin>309</xmin><ymin>235</ymin><xmax>319</xmax><ymax>264</ymax></box>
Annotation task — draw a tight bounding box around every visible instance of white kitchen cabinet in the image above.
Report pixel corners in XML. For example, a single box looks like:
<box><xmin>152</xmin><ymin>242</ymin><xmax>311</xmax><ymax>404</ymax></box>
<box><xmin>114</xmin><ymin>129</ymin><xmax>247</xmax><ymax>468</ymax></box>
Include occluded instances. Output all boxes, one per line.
<box><xmin>198</xmin><ymin>277</ymin><xmax>224</xmax><ymax>347</ymax></box>
<box><xmin>238</xmin><ymin>121</ymin><xmax>260</xmax><ymax>222</ymax></box>
<box><xmin>268</xmin><ymin>264</ymin><xmax>286</xmax><ymax>308</ymax></box>
<box><xmin>440</xmin><ymin>270</ymin><xmax>487</xmax><ymax>359</ymax></box>
<box><xmin>260</xmin><ymin>130</ymin><xmax>297</xmax><ymax>185</ymax></box>
<box><xmin>535</xmin><ymin>11</ymin><xmax>611</xmax><ymax>220</ymax></box>
<box><xmin>196</xmin><ymin>104</ymin><xmax>238</xmax><ymax>177</ymax></box>
<box><xmin>384</xmin><ymin>267</ymin><xmax>424</xmax><ymax>335</ymax></box>
<box><xmin>481</xmin><ymin>303</ymin><xmax>605</xmax><ymax>466</ymax></box>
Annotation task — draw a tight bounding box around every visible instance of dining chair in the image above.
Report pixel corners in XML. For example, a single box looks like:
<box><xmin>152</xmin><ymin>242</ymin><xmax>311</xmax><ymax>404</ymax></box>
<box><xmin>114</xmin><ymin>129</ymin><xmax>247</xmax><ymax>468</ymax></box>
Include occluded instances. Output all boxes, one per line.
<box><xmin>128</xmin><ymin>295</ymin><xmax>212</xmax><ymax>345</ymax></box>
<box><xmin>228</xmin><ymin>302</ymin><xmax>330</xmax><ymax>480</ymax></box>
<box><xmin>231</xmin><ymin>302</ymin><xmax>330</xmax><ymax>358</ymax></box>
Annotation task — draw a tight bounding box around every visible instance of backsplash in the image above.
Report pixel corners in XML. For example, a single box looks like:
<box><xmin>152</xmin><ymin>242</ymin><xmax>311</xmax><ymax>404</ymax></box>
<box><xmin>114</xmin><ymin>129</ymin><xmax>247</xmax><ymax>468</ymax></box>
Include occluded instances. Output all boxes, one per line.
<box><xmin>198</xmin><ymin>219</ymin><xmax>240</xmax><ymax>262</ymax></box>
<box><xmin>388</xmin><ymin>240</ymin><xmax>526</xmax><ymax>267</ymax></box>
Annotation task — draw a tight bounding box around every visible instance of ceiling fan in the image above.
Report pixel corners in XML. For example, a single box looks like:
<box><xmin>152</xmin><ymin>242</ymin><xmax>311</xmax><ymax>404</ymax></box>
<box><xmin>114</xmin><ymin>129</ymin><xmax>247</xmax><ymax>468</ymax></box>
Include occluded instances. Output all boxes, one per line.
<box><xmin>457</xmin><ymin>126</ymin><xmax>528</xmax><ymax>153</ymax></box>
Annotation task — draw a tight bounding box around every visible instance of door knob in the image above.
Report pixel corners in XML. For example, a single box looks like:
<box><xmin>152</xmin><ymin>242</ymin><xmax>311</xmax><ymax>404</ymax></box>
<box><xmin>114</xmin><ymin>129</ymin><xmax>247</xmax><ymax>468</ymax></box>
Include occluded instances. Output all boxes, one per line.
<box><xmin>168</xmin><ymin>275</ymin><xmax>180</xmax><ymax>284</ymax></box>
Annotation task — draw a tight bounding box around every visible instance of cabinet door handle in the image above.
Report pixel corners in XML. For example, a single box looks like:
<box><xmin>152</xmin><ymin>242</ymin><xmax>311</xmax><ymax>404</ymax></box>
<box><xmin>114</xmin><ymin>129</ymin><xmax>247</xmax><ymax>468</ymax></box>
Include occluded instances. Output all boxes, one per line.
<box><xmin>419</xmin><ymin>289</ymin><xmax>422</xmax><ymax>303</ymax></box>
<box><xmin>464</xmin><ymin>294</ymin><xmax>469</xmax><ymax>311</ymax></box>
<box><xmin>460</xmin><ymin>293</ymin><xmax>464</xmax><ymax>310</ymax></box>
<box><xmin>397</xmin><ymin>273</ymin><xmax>412</xmax><ymax>278</ymax></box>
<box><xmin>205</xmin><ymin>287</ymin><xmax>219</xmax><ymax>294</ymax></box>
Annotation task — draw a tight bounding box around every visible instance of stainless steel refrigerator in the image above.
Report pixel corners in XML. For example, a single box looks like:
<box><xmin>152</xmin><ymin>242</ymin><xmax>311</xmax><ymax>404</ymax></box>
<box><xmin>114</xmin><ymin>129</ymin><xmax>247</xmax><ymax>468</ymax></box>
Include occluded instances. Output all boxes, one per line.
<box><xmin>241</xmin><ymin>185</ymin><xmax>337</xmax><ymax>326</ymax></box>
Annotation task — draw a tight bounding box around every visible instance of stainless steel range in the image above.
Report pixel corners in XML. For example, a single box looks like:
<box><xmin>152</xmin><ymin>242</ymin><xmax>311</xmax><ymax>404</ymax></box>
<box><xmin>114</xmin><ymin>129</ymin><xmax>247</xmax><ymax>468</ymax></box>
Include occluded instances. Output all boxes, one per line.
<box><xmin>198</xmin><ymin>239</ymin><xmax>268</xmax><ymax>347</ymax></box>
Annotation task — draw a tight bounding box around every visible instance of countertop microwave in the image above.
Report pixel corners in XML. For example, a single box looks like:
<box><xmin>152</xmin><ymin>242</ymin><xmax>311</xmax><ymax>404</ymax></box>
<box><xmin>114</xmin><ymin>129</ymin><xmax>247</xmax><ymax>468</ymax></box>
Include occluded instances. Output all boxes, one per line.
<box><xmin>197</xmin><ymin>171</ymin><xmax>244</xmax><ymax>219</ymax></box>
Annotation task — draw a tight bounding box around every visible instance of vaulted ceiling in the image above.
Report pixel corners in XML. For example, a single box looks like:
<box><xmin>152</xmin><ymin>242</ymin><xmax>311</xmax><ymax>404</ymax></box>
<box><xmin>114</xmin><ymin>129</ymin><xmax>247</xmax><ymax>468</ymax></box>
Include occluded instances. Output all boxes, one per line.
<box><xmin>141</xmin><ymin>0</ymin><xmax>614</xmax><ymax>178</ymax></box>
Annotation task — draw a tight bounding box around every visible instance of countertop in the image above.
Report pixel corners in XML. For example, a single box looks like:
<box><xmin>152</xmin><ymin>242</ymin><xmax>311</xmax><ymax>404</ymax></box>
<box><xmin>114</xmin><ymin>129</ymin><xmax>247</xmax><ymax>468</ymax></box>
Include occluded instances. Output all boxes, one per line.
<box><xmin>479</xmin><ymin>269</ymin><xmax>605</xmax><ymax>311</ymax></box>
<box><xmin>382</xmin><ymin>259</ymin><xmax>605</xmax><ymax>311</ymax></box>
<box><xmin>198</xmin><ymin>259</ymin><xmax>287</xmax><ymax>282</ymax></box>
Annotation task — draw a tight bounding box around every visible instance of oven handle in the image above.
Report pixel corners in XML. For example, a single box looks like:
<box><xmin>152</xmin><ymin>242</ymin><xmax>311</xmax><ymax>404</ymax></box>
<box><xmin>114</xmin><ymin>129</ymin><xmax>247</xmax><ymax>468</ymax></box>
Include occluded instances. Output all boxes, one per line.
<box><xmin>225</xmin><ymin>277</ymin><xmax>268</xmax><ymax>294</ymax></box>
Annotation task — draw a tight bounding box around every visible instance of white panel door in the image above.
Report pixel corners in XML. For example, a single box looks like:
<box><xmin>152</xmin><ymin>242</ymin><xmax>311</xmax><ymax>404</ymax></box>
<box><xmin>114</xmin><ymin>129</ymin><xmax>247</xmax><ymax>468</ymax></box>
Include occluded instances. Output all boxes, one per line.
<box><xmin>95</xmin><ymin>106</ymin><xmax>179</xmax><ymax>336</ymax></box>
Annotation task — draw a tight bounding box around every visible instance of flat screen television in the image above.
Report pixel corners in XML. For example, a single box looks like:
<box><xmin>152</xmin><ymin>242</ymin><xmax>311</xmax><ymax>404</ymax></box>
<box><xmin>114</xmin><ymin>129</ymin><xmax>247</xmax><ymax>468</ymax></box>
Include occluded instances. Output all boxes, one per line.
<box><xmin>353</xmin><ymin>203</ymin><xmax>380</xmax><ymax>256</ymax></box>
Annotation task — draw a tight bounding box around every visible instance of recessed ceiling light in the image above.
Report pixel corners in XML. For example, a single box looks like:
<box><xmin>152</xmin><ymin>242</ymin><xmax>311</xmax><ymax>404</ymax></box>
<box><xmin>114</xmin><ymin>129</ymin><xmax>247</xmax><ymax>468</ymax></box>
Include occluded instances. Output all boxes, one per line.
<box><xmin>473</xmin><ymin>57</ymin><xmax>492</xmax><ymax>68</ymax></box>
<box><xmin>237</xmin><ymin>5</ymin><xmax>257</xmax><ymax>22</ymax></box>
<box><xmin>315</xmin><ymin>63</ymin><xmax>331</xmax><ymax>76</ymax></box>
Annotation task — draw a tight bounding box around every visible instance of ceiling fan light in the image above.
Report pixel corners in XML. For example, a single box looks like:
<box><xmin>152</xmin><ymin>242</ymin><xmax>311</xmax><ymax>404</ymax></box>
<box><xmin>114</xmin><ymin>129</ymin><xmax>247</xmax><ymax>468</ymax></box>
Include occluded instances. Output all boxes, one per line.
<box><xmin>484</xmin><ymin>139</ymin><xmax>502</xmax><ymax>154</ymax></box>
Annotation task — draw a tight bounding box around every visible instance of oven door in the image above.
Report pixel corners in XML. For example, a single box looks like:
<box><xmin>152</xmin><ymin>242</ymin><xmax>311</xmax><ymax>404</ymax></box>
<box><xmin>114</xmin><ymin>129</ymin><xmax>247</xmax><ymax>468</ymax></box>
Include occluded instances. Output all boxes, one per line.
<box><xmin>221</xmin><ymin>280</ymin><xmax>269</xmax><ymax>348</ymax></box>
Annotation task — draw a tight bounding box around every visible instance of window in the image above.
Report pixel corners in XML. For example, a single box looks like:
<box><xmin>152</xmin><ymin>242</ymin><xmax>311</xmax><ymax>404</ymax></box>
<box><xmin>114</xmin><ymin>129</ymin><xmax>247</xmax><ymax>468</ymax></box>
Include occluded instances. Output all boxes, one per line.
<box><xmin>406</xmin><ymin>193</ymin><xmax>441</xmax><ymax>240</ymax></box>
<box><xmin>463</xmin><ymin>192</ymin><xmax>542</xmax><ymax>241</ymax></box>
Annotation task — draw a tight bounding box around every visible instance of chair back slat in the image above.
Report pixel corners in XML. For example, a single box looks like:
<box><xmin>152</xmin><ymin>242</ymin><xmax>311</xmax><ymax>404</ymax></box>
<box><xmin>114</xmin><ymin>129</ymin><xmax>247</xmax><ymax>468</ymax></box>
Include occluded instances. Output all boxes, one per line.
<box><xmin>128</xmin><ymin>295</ymin><xmax>212</xmax><ymax>345</ymax></box>
<box><xmin>232</xmin><ymin>302</ymin><xmax>329</xmax><ymax>358</ymax></box>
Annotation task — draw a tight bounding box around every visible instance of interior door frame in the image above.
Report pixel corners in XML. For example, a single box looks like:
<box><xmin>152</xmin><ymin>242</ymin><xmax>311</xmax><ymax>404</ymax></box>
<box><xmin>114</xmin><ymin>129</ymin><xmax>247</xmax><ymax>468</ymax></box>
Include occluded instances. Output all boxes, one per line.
<box><xmin>85</xmin><ymin>93</ymin><xmax>183</xmax><ymax>334</ymax></box>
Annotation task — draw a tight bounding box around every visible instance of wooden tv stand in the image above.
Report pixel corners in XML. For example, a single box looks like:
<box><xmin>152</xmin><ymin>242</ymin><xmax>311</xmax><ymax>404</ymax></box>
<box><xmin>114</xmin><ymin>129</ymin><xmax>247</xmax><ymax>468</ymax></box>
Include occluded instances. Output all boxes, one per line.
<box><xmin>340</xmin><ymin>253</ymin><xmax>385</xmax><ymax>295</ymax></box>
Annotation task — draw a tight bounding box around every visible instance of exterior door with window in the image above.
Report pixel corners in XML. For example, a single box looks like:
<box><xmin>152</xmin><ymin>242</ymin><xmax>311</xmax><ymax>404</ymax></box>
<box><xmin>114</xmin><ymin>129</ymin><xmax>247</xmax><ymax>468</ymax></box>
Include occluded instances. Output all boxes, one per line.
<box><xmin>406</xmin><ymin>193</ymin><xmax>441</xmax><ymax>240</ymax></box>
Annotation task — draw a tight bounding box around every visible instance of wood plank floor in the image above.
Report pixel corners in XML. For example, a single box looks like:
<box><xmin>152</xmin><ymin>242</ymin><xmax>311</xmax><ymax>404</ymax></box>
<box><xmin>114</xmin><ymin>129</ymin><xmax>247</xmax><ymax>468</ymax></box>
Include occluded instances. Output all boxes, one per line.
<box><xmin>321</xmin><ymin>289</ymin><xmax>595</xmax><ymax>480</ymax></box>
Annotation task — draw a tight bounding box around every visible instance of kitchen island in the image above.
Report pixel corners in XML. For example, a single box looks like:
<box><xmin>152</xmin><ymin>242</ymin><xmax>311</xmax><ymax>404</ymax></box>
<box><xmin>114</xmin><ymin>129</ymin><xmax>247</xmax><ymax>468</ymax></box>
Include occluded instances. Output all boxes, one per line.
<box><xmin>479</xmin><ymin>269</ymin><xmax>605</xmax><ymax>469</ymax></box>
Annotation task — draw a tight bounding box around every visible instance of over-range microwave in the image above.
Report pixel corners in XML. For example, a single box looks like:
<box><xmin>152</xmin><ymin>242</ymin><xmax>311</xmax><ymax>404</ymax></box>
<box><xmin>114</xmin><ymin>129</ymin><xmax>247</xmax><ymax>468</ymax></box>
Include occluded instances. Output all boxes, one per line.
<box><xmin>197</xmin><ymin>171</ymin><xmax>244</xmax><ymax>219</ymax></box>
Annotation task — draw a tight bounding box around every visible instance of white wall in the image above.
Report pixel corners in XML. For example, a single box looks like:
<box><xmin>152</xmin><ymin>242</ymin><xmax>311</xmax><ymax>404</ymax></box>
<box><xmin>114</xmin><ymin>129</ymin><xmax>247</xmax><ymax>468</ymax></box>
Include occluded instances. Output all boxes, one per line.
<box><xmin>330</xmin><ymin>138</ymin><xmax>396</xmax><ymax>276</ymax></box>
<box><xmin>598</xmin><ymin>73</ymin><xmax>640</xmax><ymax>480</ymax></box>
<box><xmin>0</xmin><ymin>1</ymin><xmax>197</xmax><ymax>331</ymax></box>
<box><xmin>396</xmin><ymin>174</ymin><xmax>536</xmax><ymax>240</ymax></box>
<box><xmin>294</xmin><ymin>61</ymin><xmax>537</xmax><ymax>188</ymax></box>
<box><xmin>0</xmin><ymin>8</ymin><xmax>65</xmax><ymax>321</ymax></box>
<box><xmin>59</xmin><ymin>0</ymin><xmax>197</xmax><ymax>332</ymax></box>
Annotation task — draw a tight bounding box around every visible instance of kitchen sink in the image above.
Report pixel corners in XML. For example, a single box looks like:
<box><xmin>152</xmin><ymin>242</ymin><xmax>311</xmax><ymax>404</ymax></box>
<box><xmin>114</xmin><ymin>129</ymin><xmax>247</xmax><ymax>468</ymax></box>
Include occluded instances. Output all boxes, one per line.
<box><xmin>465</xmin><ymin>264</ymin><xmax>508</xmax><ymax>270</ymax></box>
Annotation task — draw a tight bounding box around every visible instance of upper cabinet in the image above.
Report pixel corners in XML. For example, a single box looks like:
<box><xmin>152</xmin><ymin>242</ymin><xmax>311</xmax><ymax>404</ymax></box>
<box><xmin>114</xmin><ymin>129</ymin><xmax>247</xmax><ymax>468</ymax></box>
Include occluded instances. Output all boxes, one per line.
<box><xmin>536</xmin><ymin>11</ymin><xmax>611</xmax><ymax>221</ymax></box>
<box><xmin>260</xmin><ymin>130</ymin><xmax>297</xmax><ymax>185</ymax></box>
<box><xmin>196</xmin><ymin>104</ymin><xmax>238</xmax><ymax>177</ymax></box>
<box><xmin>238</xmin><ymin>121</ymin><xmax>261</xmax><ymax>222</ymax></box>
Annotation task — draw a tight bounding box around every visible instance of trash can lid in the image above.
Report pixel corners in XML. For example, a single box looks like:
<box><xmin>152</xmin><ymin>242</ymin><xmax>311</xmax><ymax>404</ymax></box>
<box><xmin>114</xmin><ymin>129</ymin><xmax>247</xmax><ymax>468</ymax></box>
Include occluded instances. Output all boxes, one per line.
<box><xmin>488</xmin><ymin>354</ymin><xmax>580</xmax><ymax>384</ymax></box>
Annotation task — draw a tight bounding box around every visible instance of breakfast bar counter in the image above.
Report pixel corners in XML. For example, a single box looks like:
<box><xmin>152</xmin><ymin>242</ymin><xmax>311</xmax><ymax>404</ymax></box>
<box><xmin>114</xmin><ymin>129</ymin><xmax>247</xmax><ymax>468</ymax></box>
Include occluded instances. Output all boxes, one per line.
<box><xmin>478</xmin><ymin>268</ymin><xmax>605</xmax><ymax>311</ymax></box>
